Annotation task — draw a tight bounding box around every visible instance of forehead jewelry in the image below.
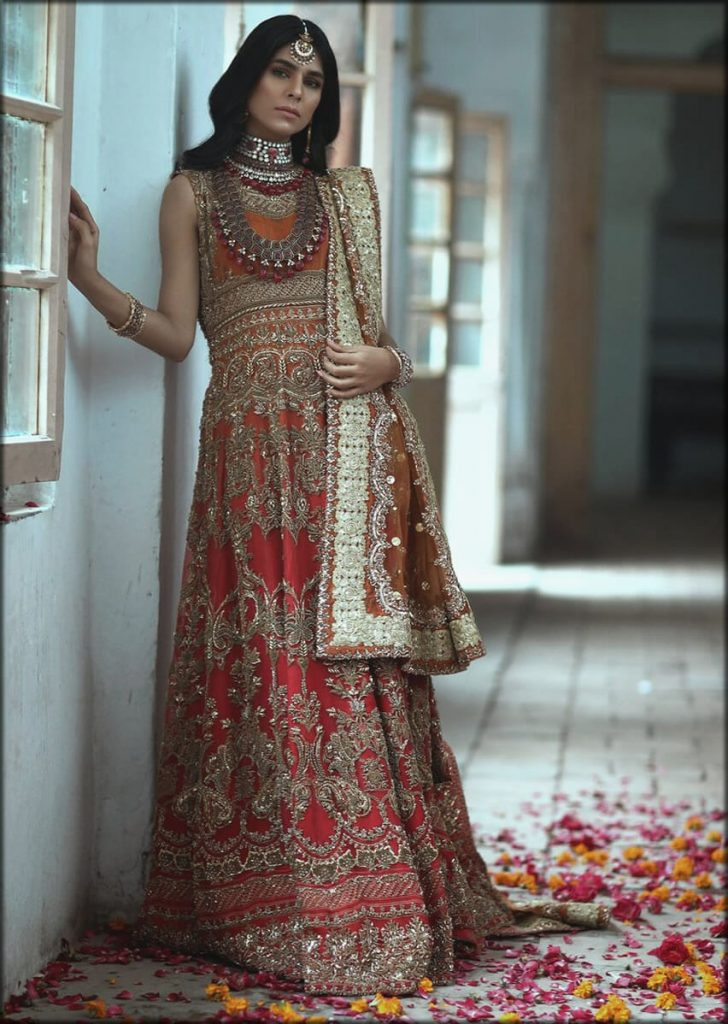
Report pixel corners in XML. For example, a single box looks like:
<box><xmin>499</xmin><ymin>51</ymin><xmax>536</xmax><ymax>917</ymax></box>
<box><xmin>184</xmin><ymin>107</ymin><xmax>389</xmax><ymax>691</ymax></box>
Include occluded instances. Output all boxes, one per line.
<box><xmin>290</xmin><ymin>20</ymin><xmax>316</xmax><ymax>65</ymax></box>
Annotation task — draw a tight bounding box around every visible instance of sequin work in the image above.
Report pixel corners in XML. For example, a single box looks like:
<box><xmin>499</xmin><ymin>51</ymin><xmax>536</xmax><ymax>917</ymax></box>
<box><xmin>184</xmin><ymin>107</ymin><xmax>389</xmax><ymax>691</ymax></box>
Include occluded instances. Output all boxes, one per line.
<box><xmin>135</xmin><ymin>166</ymin><xmax>609</xmax><ymax>994</ymax></box>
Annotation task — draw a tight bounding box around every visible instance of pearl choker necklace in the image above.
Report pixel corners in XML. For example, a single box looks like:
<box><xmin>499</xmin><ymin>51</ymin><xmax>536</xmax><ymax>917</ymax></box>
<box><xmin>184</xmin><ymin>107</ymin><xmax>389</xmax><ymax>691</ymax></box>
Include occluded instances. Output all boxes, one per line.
<box><xmin>227</xmin><ymin>132</ymin><xmax>300</xmax><ymax>184</ymax></box>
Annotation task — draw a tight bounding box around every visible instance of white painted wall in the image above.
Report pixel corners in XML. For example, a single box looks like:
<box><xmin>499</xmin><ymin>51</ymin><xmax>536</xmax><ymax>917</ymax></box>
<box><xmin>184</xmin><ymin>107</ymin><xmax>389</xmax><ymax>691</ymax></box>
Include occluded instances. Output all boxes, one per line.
<box><xmin>418</xmin><ymin>2</ymin><xmax>551</xmax><ymax>562</ymax></box>
<box><xmin>1</xmin><ymin>1</ymin><xmax>228</xmax><ymax>997</ymax></box>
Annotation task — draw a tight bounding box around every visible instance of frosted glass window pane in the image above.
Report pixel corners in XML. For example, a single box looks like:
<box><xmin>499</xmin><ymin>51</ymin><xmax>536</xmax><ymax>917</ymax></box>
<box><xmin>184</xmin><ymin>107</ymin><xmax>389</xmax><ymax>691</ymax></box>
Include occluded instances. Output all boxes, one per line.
<box><xmin>408</xmin><ymin>312</ymin><xmax>447</xmax><ymax>372</ymax></box>
<box><xmin>452</xmin><ymin>322</ymin><xmax>482</xmax><ymax>367</ymax></box>
<box><xmin>411</xmin><ymin>108</ymin><xmax>453</xmax><ymax>174</ymax></box>
<box><xmin>329</xmin><ymin>86</ymin><xmax>362</xmax><ymax>168</ymax></box>
<box><xmin>1</xmin><ymin>287</ymin><xmax>40</xmax><ymax>436</ymax></box>
<box><xmin>1</xmin><ymin>115</ymin><xmax>46</xmax><ymax>269</ymax></box>
<box><xmin>1</xmin><ymin>1</ymin><xmax>48</xmax><ymax>101</ymax></box>
<box><xmin>454</xmin><ymin>259</ymin><xmax>483</xmax><ymax>304</ymax></box>
<box><xmin>409</xmin><ymin>248</ymin><xmax>449</xmax><ymax>304</ymax></box>
<box><xmin>458</xmin><ymin>132</ymin><xmax>489</xmax><ymax>183</ymax></box>
<box><xmin>455</xmin><ymin>195</ymin><xmax>486</xmax><ymax>245</ymax></box>
<box><xmin>411</xmin><ymin>180</ymin><xmax>450</xmax><ymax>242</ymax></box>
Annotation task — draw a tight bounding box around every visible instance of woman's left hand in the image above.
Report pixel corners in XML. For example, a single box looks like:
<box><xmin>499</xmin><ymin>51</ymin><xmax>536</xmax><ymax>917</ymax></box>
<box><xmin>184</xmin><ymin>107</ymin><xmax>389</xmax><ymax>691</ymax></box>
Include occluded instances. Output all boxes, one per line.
<box><xmin>316</xmin><ymin>340</ymin><xmax>399</xmax><ymax>399</ymax></box>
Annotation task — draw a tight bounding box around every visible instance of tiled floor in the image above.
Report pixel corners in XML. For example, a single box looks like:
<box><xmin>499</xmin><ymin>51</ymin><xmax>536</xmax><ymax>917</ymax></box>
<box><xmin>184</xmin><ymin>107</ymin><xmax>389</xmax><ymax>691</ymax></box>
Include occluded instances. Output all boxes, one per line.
<box><xmin>5</xmin><ymin>499</ymin><xmax>725</xmax><ymax>1022</ymax></box>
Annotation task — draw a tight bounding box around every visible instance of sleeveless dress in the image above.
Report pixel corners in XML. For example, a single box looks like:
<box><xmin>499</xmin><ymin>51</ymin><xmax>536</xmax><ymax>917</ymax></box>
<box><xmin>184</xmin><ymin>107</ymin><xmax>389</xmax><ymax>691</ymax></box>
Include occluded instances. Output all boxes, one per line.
<box><xmin>135</xmin><ymin>166</ymin><xmax>608</xmax><ymax>995</ymax></box>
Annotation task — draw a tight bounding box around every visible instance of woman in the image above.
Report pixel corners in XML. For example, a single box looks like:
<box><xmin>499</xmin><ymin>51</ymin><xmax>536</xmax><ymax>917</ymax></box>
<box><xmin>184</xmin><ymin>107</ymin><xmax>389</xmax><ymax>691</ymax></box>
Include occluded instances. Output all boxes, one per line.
<box><xmin>68</xmin><ymin>15</ymin><xmax>608</xmax><ymax>997</ymax></box>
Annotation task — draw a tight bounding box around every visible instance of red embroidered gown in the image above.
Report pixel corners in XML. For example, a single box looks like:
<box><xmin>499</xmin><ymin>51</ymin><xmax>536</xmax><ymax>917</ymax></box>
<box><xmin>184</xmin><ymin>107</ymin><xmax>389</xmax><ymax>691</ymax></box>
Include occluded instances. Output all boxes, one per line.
<box><xmin>136</xmin><ymin>167</ymin><xmax>607</xmax><ymax>995</ymax></box>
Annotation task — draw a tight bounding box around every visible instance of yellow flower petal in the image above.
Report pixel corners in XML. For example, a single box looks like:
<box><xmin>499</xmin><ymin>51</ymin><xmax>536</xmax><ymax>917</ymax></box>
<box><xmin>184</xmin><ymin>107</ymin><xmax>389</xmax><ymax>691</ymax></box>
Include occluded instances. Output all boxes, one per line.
<box><xmin>224</xmin><ymin>996</ymin><xmax>250</xmax><ymax>1014</ymax></box>
<box><xmin>85</xmin><ymin>1001</ymin><xmax>108</xmax><ymax>1020</ymax></box>
<box><xmin>594</xmin><ymin>995</ymin><xmax>631</xmax><ymax>1023</ymax></box>
<box><xmin>206</xmin><ymin>982</ymin><xmax>231</xmax><ymax>1000</ymax></box>
<box><xmin>672</xmin><ymin>855</ymin><xmax>694</xmax><ymax>880</ymax></box>
<box><xmin>372</xmin><ymin>992</ymin><xmax>403</xmax><ymax>1016</ymax></box>
<box><xmin>270</xmin><ymin>1001</ymin><xmax>306</xmax><ymax>1023</ymax></box>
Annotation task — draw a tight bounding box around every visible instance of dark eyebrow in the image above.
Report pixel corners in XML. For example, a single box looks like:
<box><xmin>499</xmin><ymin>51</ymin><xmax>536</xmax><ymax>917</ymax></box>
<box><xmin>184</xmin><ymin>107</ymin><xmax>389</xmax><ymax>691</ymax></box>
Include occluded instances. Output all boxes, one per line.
<box><xmin>271</xmin><ymin>57</ymin><xmax>324</xmax><ymax>81</ymax></box>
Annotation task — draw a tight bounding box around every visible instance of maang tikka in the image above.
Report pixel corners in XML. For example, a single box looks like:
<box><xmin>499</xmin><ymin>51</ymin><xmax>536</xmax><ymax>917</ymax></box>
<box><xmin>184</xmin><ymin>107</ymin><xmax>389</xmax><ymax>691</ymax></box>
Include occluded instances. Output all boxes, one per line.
<box><xmin>290</xmin><ymin>20</ymin><xmax>316</xmax><ymax>65</ymax></box>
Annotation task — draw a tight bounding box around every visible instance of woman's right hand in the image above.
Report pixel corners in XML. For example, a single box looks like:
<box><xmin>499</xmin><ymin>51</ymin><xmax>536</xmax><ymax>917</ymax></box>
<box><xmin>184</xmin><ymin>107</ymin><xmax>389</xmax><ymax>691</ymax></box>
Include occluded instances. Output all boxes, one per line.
<box><xmin>68</xmin><ymin>185</ymin><xmax>100</xmax><ymax>291</ymax></box>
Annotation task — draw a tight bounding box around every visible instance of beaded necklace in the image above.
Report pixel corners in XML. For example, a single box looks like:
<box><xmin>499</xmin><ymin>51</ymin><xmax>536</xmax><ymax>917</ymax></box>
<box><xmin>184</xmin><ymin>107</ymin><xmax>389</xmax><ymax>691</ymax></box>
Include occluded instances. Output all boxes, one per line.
<box><xmin>210</xmin><ymin>132</ymin><xmax>327</xmax><ymax>281</ymax></box>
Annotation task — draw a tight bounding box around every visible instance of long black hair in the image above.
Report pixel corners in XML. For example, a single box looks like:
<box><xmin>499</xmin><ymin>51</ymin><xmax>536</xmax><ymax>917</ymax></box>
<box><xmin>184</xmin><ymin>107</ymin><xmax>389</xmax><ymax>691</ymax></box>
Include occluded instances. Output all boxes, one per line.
<box><xmin>176</xmin><ymin>15</ymin><xmax>340</xmax><ymax>176</ymax></box>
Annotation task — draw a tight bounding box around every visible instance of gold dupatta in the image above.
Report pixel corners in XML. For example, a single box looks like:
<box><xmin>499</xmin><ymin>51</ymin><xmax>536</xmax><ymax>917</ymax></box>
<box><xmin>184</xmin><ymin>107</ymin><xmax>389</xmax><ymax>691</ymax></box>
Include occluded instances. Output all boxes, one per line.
<box><xmin>314</xmin><ymin>168</ymin><xmax>485</xmax><ymax>675</ymax></box>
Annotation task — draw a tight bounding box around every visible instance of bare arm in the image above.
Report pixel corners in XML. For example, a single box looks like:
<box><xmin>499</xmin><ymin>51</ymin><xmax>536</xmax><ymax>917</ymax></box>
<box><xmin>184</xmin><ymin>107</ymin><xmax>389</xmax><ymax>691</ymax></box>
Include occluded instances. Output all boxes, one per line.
<box><xmin>67</xmin><ymin>174</ymin><xmax>199</xmax><ymax>362</ymax></box>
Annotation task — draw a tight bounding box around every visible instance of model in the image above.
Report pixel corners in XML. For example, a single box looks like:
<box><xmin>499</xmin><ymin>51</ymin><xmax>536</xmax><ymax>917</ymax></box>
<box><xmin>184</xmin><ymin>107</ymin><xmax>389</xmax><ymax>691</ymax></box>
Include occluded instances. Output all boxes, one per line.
<box><xmin>68</xmin><ymin>15</ymin><xmax>608</xmax><ymax>996</ymax></box>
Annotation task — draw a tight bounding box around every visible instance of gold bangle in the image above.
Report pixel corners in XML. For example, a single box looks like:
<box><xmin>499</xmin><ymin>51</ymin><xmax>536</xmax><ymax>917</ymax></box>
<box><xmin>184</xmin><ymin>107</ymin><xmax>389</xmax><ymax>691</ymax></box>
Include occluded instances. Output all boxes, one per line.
<box><xmin>384</xmin><ymin>344</ymin><xmax>402</xmax><ymax>379</ymax></box>
<box><xmin>107</xmin><ymin>292</ymin><xmax>147</xmax><ymax>339</ymax></box>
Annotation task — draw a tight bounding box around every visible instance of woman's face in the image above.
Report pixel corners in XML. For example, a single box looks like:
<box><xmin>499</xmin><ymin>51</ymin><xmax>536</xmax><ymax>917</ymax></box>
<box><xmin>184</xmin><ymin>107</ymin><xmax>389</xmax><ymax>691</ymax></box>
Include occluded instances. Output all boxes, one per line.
<box><xmin>246</xmin><ymin>43</ymin><xmax>325</xmax><ymax>142</ymax></box>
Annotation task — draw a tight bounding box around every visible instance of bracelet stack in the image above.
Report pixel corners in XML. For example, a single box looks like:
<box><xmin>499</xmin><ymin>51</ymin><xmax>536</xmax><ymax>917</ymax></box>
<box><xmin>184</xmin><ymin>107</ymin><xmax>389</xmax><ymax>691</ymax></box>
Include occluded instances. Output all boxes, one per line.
<box><xmin>106</xmin><ymin>292</ymin><xmax>147</xmax><ymax>339</ymax></box>
<box><xmin>384</xmin><ymin>345</ymin><xmax>414</xmax><ymax>390</ymax></box>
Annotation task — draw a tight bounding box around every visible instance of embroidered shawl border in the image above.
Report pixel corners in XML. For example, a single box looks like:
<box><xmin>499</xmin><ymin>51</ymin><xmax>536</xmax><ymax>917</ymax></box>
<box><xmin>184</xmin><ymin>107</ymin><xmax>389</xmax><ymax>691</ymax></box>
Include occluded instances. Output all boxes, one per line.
<box><xmin>315</xmin><ymin>168</ymin><xmax>485</xmax><ymax>674</ymax></box>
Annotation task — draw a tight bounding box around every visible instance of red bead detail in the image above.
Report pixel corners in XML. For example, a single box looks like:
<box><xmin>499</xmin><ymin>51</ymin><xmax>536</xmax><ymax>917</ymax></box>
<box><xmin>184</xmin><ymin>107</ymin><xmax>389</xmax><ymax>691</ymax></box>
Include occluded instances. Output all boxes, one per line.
<box><xmin>304</xmin><ymin>254</ymin><xmax>313</xmax><ymax>263</ymax></box>
<box><xmin>273</xmin><ymin>272</ymin><xmax>282</xmax><ymax>282</ymax></box>
<box><xmin>295</xmin><ymin>261</ymin><xmax>304</xmax><ymax>271</ymax></box>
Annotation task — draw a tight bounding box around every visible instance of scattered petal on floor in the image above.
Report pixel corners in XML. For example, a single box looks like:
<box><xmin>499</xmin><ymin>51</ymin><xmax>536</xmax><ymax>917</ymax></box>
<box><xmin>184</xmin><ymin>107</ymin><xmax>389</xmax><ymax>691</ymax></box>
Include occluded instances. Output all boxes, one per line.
<box><xmin>4</xmin><ymin>784</ymin><xmax>724</xmax><ymax>1023</ymax></box>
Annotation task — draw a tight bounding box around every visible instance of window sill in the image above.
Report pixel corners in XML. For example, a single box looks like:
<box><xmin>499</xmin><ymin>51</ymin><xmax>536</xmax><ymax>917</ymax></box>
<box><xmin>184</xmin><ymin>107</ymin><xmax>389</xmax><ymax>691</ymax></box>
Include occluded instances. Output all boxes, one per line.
<box><xmin>1</xmin><ymin>482</ymin><xmax>56</xmax><ymax>524</ymax></box>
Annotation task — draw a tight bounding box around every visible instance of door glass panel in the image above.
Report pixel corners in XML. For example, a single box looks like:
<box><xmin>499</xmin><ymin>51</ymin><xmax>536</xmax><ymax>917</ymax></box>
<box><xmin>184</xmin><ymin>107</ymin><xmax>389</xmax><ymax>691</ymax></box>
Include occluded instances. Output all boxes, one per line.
<box><xmin>411</xmin><ymin>108</ymin><xmax>453</xmax><ymax>174</ymax></box>
<box><xmin>0</xmin><ymin>114</ymin><xmax>46</xmax><ymax>269</ymax></box>
<box><xmin>451</xmin><ymin>321</ymin><xmax>482</xmax><ymax>367</ymax></box>
<box><xmin>1</xmin><ymin>1</ymin><xmax>48</xmax><ymax>101</ymax></box>
<box><xmin>454</xmin><ymin>258</ymin><xmax>484</xmax><ymax>304</ymax></box>
<box><xmin>409</xmin><ymin>247</ymin><xmax>449</xmax><ymax>305</ymax></box>
<box><xmin>458</xmin><ymin>132</ymin><xmax>489</xmax><ymax>183</ymax></box>
<box><xmin>408</xmin><ymin>312</ymin><xmax>447</xmax><ymax>372</ymax></box>
<box><xmin>455</xmin><ymin>195</ymin><xmax>486</xmax><ymax>245</ymax></box>
<box><xmin>605</xmin><ymin>3</ymin><xmax>724</xmax><ymax>62</ymax></box>
<box><xmin>411</xmin><ymin>179</ymin><xmax>450</xmax><ymax>242</ymax></box>
<box><xmin>1</xmin><ymin>286</ymin><xmax>40</xmax><ymax>436</ymax></box>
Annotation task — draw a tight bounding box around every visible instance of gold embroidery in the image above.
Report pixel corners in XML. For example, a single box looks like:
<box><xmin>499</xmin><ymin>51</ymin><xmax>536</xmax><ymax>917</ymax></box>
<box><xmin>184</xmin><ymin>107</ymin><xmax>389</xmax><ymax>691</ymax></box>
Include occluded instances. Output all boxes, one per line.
<box><xmin>139</xmin><ymin>169</ymin><xmax>607</xmax><ymax>997</ymax></box>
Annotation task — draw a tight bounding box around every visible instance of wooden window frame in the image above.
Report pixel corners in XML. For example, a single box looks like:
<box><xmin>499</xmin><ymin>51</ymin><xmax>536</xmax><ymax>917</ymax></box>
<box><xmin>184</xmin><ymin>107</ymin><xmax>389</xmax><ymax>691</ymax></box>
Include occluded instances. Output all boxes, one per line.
<box><xmin>1</xmin><ymin>2</ymin><xmax>76</xmax><ymax>486</ymax></box>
